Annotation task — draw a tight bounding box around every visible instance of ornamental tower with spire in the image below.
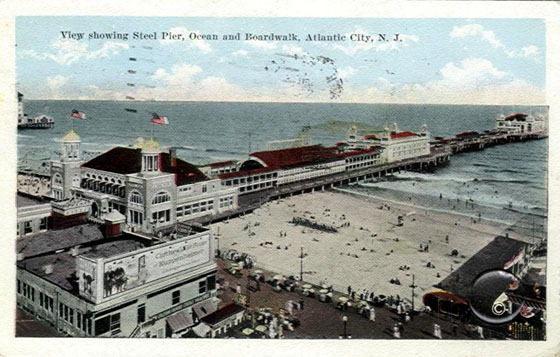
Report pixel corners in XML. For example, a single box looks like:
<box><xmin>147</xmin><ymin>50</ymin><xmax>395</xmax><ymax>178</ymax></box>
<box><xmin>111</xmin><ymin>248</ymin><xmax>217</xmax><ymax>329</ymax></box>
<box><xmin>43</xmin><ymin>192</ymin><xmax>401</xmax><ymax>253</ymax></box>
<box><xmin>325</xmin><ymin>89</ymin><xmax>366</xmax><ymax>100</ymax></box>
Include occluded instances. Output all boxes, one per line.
<box><xmin>50</xmin><ymin>130</ymin><xmax>83</xmax><ymax>200</ymax></box>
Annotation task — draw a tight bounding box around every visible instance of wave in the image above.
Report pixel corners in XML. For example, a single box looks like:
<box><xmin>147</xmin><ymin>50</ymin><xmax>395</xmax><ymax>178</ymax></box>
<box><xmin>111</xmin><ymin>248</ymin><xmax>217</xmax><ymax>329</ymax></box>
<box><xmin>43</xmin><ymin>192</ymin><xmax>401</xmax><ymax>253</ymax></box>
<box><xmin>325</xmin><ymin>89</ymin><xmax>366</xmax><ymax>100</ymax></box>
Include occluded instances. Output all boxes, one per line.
<box><xmin>18</xmin><ymin>134</ymin><xmax>36</xmax><ymax>139</ymax></box>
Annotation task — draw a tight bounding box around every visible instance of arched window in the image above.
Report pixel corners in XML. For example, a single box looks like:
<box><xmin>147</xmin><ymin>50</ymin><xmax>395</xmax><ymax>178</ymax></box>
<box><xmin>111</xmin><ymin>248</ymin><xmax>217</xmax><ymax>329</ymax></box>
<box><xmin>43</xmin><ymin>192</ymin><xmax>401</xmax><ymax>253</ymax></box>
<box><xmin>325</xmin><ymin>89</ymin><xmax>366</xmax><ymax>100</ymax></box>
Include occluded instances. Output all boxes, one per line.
<box><xmin>53</xmin><ymin>173</ymin><xmax>63</xmax><ymax>185</ymax></box>
<box><xmin>152</xmin><ymin>191</ymin><xmax>171</xmax><ymax>205</ymax></box>
<box><xmin>129</xmin><ymin>191</ymin><xmax>143</xmax><ymax>205</ymax></box>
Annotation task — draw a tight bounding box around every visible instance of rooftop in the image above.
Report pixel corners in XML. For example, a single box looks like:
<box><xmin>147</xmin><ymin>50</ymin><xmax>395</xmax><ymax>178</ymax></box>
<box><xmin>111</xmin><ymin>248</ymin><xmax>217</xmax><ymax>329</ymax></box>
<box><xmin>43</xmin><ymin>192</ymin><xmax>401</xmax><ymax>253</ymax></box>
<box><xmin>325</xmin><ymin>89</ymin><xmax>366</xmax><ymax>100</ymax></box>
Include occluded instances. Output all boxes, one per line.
<box><xmin>62</xmin><ymin>130</ymin><xmax>80</xmax><ymax>142</ymax></box>
<box><xmin>201</xmin><ymin>303</ymin><xmax>244</xmax><ymax>326</ymax></box>
<box><xmin>17</xmin><ymin>193</ymin><xmax>50</xmax><ymax>208</ymax></box>
<box><xmin>17</xmin><ymin>224</ymin><xmax>105</xmax><ymax>259</ymax></box>
<box><xmin>438</xmin><ymin>235</ymin><xmax>528</xmax><ymax>299</ymax></box>
<box><xmin>81</xmin><ymin>147</ymin><xmax>207</xmax><ymax>185</ymax></box>
<box><xmin>17</xmin><ymin>237</ymin><xmax>150</xmax><ymax>293</ymax></box>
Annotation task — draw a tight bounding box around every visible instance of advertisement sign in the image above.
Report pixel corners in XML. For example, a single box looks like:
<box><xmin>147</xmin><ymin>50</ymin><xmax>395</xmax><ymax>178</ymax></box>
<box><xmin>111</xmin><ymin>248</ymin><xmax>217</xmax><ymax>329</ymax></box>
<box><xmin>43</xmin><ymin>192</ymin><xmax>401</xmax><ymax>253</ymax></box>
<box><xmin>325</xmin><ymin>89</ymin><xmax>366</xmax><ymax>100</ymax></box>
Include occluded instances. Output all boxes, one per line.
<box><xmin>77</xmin><ymin>256</ymin><xmax>98</xmax><ymax>302</ymax></box>
<box><xmin>102</xmin><ymin>233</ymin><xmax>211</xmax><ymax>298</ymax></box>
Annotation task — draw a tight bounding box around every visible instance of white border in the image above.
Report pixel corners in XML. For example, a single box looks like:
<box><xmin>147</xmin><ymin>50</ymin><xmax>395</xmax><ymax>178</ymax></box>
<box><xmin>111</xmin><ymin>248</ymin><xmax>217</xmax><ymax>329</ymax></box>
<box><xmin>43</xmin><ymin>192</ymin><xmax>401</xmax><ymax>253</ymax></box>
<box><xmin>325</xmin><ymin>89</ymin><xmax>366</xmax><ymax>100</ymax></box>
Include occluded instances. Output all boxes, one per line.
<box><xmin>1</xmin><ymin>1</ymin><xmax>558</xmax><ymax>356</ymax></box>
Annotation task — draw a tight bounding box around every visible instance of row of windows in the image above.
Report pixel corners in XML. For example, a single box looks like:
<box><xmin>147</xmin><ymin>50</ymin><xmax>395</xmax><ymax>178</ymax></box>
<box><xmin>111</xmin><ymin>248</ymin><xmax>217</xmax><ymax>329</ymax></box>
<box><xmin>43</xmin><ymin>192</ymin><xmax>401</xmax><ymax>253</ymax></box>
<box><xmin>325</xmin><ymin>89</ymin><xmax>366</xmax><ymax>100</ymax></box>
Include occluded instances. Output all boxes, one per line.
<box><xmin>239</xmin><ymin>181</ymin><xmax>274</xmax><ymax>193</ymax></box>
<box><xmin>39</xmin><ymin>292</ymin><xmax>54</xmax><ymax>313</ymax></box>
<box><xmin>177</xmin><ymin>199</ymin><xmax>215</xmax><ymax>217</ymax></box>
<box><xmin>18</xmin><ymin>217</ymin><xmax>50</xmax><ymax>236</ymax></box>
<box><xmin>152</xmin><ymin>192</ymin><xmax>171</xmax><ymax>205</ymax></box>
<box><xmin>84</xmin><ymin>172</ymin><xmax>123</xmax><ymax>185</ymax></box>
<box><xmin>219</xmin><ymin>196</ymin><xmax>234</xmax><ymax>209</ymax></box>
<box><xmin>59</xmin><ymin>302</ymin><xmax>74</xmax><ymax>324</ymax></box>
<box><xmin>18</xmin><ymin>280</ymin><xmax>35</xmax><ymax>301</ymax></box>
<box><xmin>17</xmin><ymin>279</ymin><xmax>92</xmax><ymax>334</ymax></box>
<box><xmin>222</xmin><ymin>172</ymin><xmax>278</xmax><ymax>187</ymax></box>
<box><xmin>346</xmin><ymin>154</ymin><xmax>378</xmax><ymax>163</ymax></box>
<box><xmin>130</xmin><ymin>191</ymin><xmax>143</xmax><ymax>204</ymax></box>
<box><xmin>152</xmin><ymin>209</ymin><xmax>171</xmax><ymax>223</ymax></box>
<box><xmin>81</xmin><ymin>179</ymin><xmax>126</xmax><ymax>198</ymax></box>
<box><xmin>346</xmin><ymin>160</ymin><xmax>378</xmax><ymax>171</ymax></box>
<box><xmin>143</xmin><ymin>155</ymin><xmax>159</xmax><ymax>172</ymax></box>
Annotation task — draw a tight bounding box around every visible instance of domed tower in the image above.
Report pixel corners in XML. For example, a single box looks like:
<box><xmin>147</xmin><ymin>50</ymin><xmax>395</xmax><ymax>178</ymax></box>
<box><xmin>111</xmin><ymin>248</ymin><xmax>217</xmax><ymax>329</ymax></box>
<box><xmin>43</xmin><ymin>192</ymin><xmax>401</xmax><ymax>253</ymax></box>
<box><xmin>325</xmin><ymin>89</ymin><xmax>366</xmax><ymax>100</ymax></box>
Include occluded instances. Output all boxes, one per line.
<box><xmin>50</xmin><ymin>130</ymin><xmax>83</xmax><ymax>200</ymax></box>
<box><xmin>140</xmin><ymin>138</ymin><xmax>161</xmax><ymax>174</ymax></box>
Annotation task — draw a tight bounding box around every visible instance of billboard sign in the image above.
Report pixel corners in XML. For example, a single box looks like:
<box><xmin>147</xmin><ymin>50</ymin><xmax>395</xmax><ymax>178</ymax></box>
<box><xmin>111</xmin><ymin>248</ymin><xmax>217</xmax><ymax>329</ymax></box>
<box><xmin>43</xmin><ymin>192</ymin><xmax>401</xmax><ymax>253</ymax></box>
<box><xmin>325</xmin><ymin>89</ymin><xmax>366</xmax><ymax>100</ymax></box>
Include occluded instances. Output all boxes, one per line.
<box><xmin>102</xmin><ymin>233</ymin><xmax>212</xmax><ymax>299</ymax></box>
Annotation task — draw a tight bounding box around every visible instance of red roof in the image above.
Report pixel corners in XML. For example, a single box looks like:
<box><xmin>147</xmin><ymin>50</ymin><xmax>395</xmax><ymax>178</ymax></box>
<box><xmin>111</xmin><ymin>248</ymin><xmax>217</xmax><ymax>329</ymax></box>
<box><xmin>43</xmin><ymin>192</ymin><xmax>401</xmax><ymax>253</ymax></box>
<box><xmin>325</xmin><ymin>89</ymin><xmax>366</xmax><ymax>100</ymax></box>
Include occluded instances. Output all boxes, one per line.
<box><xmin>455</xmin><ymin>131</ymin><xmax>479</xmax><ymax>138</ymax></box>
<box><xmin>390</xmin><ymin>131</ymin><xmax>417</xmax><ymax>139</ymax></box>
<box><xmin>201</xmin><ymin>303</ymin><xmax>245</xmax><ymax>326</ymax></box>
<box><xmin>250</xmin><ymin>145</ymin><xmax>341</xmax><ymax>169</ymax></box>
<box><xmin>363</xmin><ymin>134</ymin><xmax>377</xmax><ymax>140</ymax></box>
<box><xmin>82</xmin><ymin>147</ymin><xmax>207</xmax><ymax>185</ymax></box>
<box><xmin>504</xmin><ymin>113</ymin><xmax>528</xmax><ymax>121</ymax></box>
<box><xmin>422</xmin><ymin>290</ymin><xmax>468</xmax><ymax>305</ymax></box>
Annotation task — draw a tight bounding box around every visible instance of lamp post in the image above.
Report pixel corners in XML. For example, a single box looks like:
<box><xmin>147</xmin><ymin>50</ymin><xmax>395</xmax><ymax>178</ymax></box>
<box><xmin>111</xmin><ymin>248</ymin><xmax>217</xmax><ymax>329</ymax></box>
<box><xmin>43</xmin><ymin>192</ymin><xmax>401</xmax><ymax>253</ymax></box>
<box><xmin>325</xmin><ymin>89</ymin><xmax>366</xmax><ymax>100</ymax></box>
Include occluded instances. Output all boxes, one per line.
<box><xmin>341</xmin><ymin>315</ymin><xmax>348</xmax><ymax>339</ymax></box>
<box><xmin>409</xmin><ymin>274</ymin><xmax>417</xmax><ymax>315</ymax></box>
<box><xmin>299</xmin><ymin>245</ymin><xmax>304</xmax><ymax>282</ymax></box>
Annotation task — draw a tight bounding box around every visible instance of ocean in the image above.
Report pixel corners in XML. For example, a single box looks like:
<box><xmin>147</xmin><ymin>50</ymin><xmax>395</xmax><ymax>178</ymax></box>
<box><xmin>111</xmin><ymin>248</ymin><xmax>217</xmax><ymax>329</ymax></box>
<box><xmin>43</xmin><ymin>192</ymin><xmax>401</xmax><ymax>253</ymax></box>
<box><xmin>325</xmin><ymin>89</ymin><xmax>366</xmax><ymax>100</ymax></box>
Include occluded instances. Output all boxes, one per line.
<box><xmin>18</xmin><ymin>101</ymin><xmax>548</xmax><ymax>222</ymax></box>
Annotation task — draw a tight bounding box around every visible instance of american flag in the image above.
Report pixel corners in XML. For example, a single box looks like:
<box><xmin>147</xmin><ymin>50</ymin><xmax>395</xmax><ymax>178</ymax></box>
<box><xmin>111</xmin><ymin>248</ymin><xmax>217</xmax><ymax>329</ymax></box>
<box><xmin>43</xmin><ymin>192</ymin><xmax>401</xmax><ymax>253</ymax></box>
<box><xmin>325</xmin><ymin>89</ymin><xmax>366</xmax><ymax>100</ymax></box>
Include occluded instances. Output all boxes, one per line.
<box><xmin>151</xmin><ymin>112</ymin><xmax>169</xmax><ymax>125</ymax></box>
<box><xmin>70</xmin><ymin>109</ymin><xmax>86</xmax><ymax>120</ymax></box>
<box><xmin>504</xmin><ymin>249</ymin><xmax>524</xmax><ymax>270</ymax></box>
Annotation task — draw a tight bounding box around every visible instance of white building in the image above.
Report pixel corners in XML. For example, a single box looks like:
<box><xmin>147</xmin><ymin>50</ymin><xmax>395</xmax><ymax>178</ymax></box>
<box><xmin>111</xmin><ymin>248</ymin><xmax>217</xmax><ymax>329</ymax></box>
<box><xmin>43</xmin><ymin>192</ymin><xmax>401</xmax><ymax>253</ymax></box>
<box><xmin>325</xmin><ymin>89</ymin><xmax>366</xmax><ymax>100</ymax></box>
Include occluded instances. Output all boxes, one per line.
<box><xmin>16</xmin><ymin>220</ymin><xmax>219</xmax><ymax>338</ymax></box>
<box><xmin>496</xmin><ymin>113</ymin><xmax>546</xmax><ymax>134</ymax></box>
<box><xmin>50</xmin><ymin>132</ymin><xmax>238</xmax><ymax>233</ymax></box>
<box><xmin>344</xmin><ymin>124</ymin><xmax>430</xmax><ymax>164</ymax></box>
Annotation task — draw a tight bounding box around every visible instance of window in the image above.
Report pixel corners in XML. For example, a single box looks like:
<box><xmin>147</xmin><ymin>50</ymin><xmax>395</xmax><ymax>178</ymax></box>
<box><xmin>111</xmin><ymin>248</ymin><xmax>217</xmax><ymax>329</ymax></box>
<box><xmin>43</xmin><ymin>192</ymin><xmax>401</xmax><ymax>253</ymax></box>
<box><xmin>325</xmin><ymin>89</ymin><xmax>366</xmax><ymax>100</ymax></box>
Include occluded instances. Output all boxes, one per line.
<box><xmin>172</xmin><ymin>290</ymin><xmax>180</xmax><ymax>305</ymax></box>
<box><xmin>152</xmin><ymin>192</ymin><xmax>171</xmax><ymax>205</ymax></box>
<box><xmin>95</xmin><ymin>313</ymin><xmax>120</xmax><ymax>336</ymax></box>
<box><xmin>137</xmin><ymin>304</ymin><xmax>146</xmax><ymax>324</ymax></box>
<box><xmin>129</xmin><ymin>191</ymin><xmax>143</xmax><ymax>204</ymax></box>
<box><xmin>202</xmin><ymin>184</ymin><xmax>207</xmax><ymax>193</ymax></box>
<box><xmin>198</xmin><ymin>280</ymin><xmax>207</xmax><ymax>294</ymax></box>
<box><xmin>40</xmin><ymin>217</ymin><xmax>48</xmax><ymax>230</ymax></box>
<box><xmin>17</xmin><ymin>279</ymin><xmax>21</xmax><ymax>294</ymax></box>
<box><xmin>207</xmin><ymin>275</ymin><xmax>216</xmax><ymax>291</ymax></box>
<box><xmin>24</xmin><ymin>221</ymin><xmax>32</xmax><ymax>234</ymax></box>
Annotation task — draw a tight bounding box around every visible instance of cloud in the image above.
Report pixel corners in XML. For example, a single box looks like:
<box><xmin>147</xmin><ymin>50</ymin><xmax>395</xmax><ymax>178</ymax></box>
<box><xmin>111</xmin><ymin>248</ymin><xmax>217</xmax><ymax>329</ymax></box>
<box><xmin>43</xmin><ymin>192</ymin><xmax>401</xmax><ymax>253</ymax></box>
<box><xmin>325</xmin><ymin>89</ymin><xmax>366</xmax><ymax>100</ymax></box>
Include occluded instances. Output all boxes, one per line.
<box><xmin>46</xmin><ymin>75</ymin><xmax>68</xmax><ymax>91</ymax></box>
<box><xmin>338</xmin><ymin>66</ymin><xmax>356</xmax><ymax>79</ymax></box>
<box><xmin>232</xmin><ymin>49</ymin><xmax>249</xmax><ymax>57</ymax></box>
<box><xmin>281</xmin><ymin>45</ymin><xmax>305</xmax><ymax>56</ymax></box>
<box><xmin>244</xmin><ymin>40</ymin><xmax>278</xmax><ymax>50</ymax></box>
<box><xmin>348</xmin><ymin>57</ymin><xmax>544</xmax><ymax>105</ymax></box>
<box><xmin>451</xmin><ymin>24</ymin><xmax>504</xmax><ymax>49</ymax></box>
<box><xmin>333</xmin><ymin>28</ymin><xmax>419</xmax><ymax>56</ymax></box>
<box><xmin>20</xmin><ymin>39</ymin><xmax>128</xmax><ymax>65</ymax></box>
<box><xmin>159</xmin><ymin>26</ymin><xmax>212</xmax><ymax>53</ymax></box>
<box><xmin>450</xmin><ymin>24</ymin><xmax>541</xmax><ymax>62</ymax></box>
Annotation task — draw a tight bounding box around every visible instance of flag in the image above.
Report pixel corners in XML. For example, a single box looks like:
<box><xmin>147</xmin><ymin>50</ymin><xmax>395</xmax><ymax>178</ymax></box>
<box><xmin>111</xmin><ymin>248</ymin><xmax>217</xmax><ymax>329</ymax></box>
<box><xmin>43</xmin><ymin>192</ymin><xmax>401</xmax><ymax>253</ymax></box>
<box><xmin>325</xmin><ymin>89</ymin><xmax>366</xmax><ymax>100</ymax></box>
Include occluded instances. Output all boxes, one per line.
<box><xmin>504</xmin><ymin>249</ymin><xmax>524</xmax><ymax>270</ymax></box>
<box><xmin>151</xmin><ymin>112</ymin><xmax>169</xmax><ymax>125</ymax></box>
<box><xmin>70</xmin><ymin>109</ymin><xmax>86</xmax><ymax>120</ymax></box>
<box><xmin>520</xmin><ymin>304</ymin><xmax>536</xmax><ymax>319</ymax></box>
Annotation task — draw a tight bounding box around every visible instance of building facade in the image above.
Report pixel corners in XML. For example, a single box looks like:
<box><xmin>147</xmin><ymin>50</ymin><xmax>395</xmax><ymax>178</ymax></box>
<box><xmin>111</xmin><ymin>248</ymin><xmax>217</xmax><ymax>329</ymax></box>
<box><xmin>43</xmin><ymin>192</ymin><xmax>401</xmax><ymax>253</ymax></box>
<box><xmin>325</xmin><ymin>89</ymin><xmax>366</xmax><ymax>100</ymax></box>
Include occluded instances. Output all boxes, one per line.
<box><xmin>496</xmin><ymin>113</ymin><xmax>546</xmax><ymax>134</ymax></box>
<box><xmin>16</xmin><ymin>221</ymin><xmax>218</xmax><ymax>338</ymax></box>
<box><xmin>50</xmin><ymin>133</ymin><xmax>238</xmax><ymax>234</ymax></box>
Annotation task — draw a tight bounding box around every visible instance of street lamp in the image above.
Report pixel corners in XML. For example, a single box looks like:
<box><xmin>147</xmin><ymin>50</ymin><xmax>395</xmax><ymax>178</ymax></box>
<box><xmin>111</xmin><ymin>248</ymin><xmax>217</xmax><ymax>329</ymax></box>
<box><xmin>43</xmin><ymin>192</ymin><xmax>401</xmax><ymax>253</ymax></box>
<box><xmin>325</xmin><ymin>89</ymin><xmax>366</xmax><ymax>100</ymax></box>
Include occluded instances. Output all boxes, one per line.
<box><xmin>409</xmin><ymin>274</ymin><xmax>417</xmax><ymax>315</ymax></box>
<box><xmin>299</xmin><ymin>245</ymin><xmax>304</xmax><ymax>282</ymax></box>
<box><xmin>340</xmin><ymin>315</ymin><xmax>348</xmax><ymax>339</ymax></box>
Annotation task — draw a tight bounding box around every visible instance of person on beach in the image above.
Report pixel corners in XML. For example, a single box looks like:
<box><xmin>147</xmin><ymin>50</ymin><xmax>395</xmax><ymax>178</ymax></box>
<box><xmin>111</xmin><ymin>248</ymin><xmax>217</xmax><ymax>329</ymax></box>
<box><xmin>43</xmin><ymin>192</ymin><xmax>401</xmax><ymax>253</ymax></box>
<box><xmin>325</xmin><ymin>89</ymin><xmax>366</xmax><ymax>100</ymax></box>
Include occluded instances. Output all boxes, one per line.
<box><xmin>369</xmin><ymin>307</ymin><xmax>376</xmax><ymax>322</ymax></box>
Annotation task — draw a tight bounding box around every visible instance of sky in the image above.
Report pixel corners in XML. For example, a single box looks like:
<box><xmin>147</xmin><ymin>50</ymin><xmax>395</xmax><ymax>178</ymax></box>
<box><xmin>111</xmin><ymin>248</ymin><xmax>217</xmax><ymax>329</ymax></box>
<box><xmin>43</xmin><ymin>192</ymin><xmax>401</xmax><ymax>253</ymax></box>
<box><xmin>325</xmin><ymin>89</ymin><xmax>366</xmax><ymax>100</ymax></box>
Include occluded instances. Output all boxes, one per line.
<box><xmin>16</xmin><ymin>17</ymin><xmax>546</xmax><ymax>104</ymax></box>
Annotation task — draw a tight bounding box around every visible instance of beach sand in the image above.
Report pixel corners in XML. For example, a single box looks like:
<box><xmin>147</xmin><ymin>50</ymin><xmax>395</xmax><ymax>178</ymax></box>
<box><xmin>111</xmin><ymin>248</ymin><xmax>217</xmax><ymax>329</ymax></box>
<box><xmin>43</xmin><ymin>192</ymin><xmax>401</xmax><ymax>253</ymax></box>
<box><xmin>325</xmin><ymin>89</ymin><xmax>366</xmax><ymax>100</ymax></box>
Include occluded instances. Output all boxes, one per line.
<box><xmin>212</xmin><ymin>190</ymin><xmax>525</xmax><ymax>303</ymax></box>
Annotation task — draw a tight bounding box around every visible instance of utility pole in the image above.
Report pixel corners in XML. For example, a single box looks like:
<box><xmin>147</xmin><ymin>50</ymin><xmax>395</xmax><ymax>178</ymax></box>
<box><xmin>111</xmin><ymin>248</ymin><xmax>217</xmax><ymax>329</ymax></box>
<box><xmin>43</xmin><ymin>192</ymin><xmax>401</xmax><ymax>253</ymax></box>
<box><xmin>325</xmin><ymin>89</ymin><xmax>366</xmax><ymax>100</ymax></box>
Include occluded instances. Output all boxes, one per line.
<box><xmin>410</xmin><ymin>274</ymin><xmax>417</xmax><ymax>314</ymax></box>
<box><xmin>300</xmin><ymin>245</ymin><xmax>304</xmax><ymax>282</ymax></box>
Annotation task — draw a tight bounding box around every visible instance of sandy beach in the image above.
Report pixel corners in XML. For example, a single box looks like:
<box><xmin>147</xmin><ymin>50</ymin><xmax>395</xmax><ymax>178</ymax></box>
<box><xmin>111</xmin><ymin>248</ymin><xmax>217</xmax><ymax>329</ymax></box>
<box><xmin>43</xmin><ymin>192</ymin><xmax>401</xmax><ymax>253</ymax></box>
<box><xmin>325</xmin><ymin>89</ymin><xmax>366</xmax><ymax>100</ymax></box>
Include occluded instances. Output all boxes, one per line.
<box><xmin>212</xmin><ymin>190</ymin><xmax>524</xmax><ymax>303</ymax></box>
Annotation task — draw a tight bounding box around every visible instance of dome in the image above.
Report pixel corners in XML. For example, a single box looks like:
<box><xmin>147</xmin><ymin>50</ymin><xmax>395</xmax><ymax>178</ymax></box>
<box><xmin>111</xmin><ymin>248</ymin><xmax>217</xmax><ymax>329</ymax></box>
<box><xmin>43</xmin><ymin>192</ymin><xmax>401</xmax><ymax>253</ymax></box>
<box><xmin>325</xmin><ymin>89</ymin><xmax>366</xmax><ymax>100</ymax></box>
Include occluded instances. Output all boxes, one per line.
<box><xmin>140</xmin><ymin>138</ymin><xmax>160</xmax><ymax>152</ymax></box>
<box><xmin>62</xmin><ymin>130</ymin><xmax>80</xmax><ymax>142</ymax></box>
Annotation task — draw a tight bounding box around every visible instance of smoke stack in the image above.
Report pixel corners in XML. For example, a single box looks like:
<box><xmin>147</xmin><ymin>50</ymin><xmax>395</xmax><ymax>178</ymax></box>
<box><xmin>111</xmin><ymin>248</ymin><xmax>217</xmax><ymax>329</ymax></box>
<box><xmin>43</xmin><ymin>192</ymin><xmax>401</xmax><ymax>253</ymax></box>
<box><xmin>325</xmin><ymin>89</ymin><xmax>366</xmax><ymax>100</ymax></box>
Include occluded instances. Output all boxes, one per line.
<box><xmin>169</xmin><ymin>148</ymin><xmax>177</xmax><ymax>168</ymax></box>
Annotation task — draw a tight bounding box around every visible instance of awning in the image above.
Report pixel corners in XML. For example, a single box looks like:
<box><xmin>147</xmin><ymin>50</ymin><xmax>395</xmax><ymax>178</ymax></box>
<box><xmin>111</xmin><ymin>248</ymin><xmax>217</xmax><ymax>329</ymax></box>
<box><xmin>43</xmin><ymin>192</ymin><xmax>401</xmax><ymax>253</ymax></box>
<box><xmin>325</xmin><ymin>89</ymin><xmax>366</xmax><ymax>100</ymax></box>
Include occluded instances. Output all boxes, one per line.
<box><xmin>192</xmin><ymin>322</ymin><xmax>211</xmax><ymax>337</ymax></box>
<box><xmin>166</xmin><ymin>310</ymin><xmax>194</xmax><ymax>333</ymax></box>
<box><xmin>193</xmin><ymin>300</ymin><xmax>217</xmax><ymax>318</ymax></box>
